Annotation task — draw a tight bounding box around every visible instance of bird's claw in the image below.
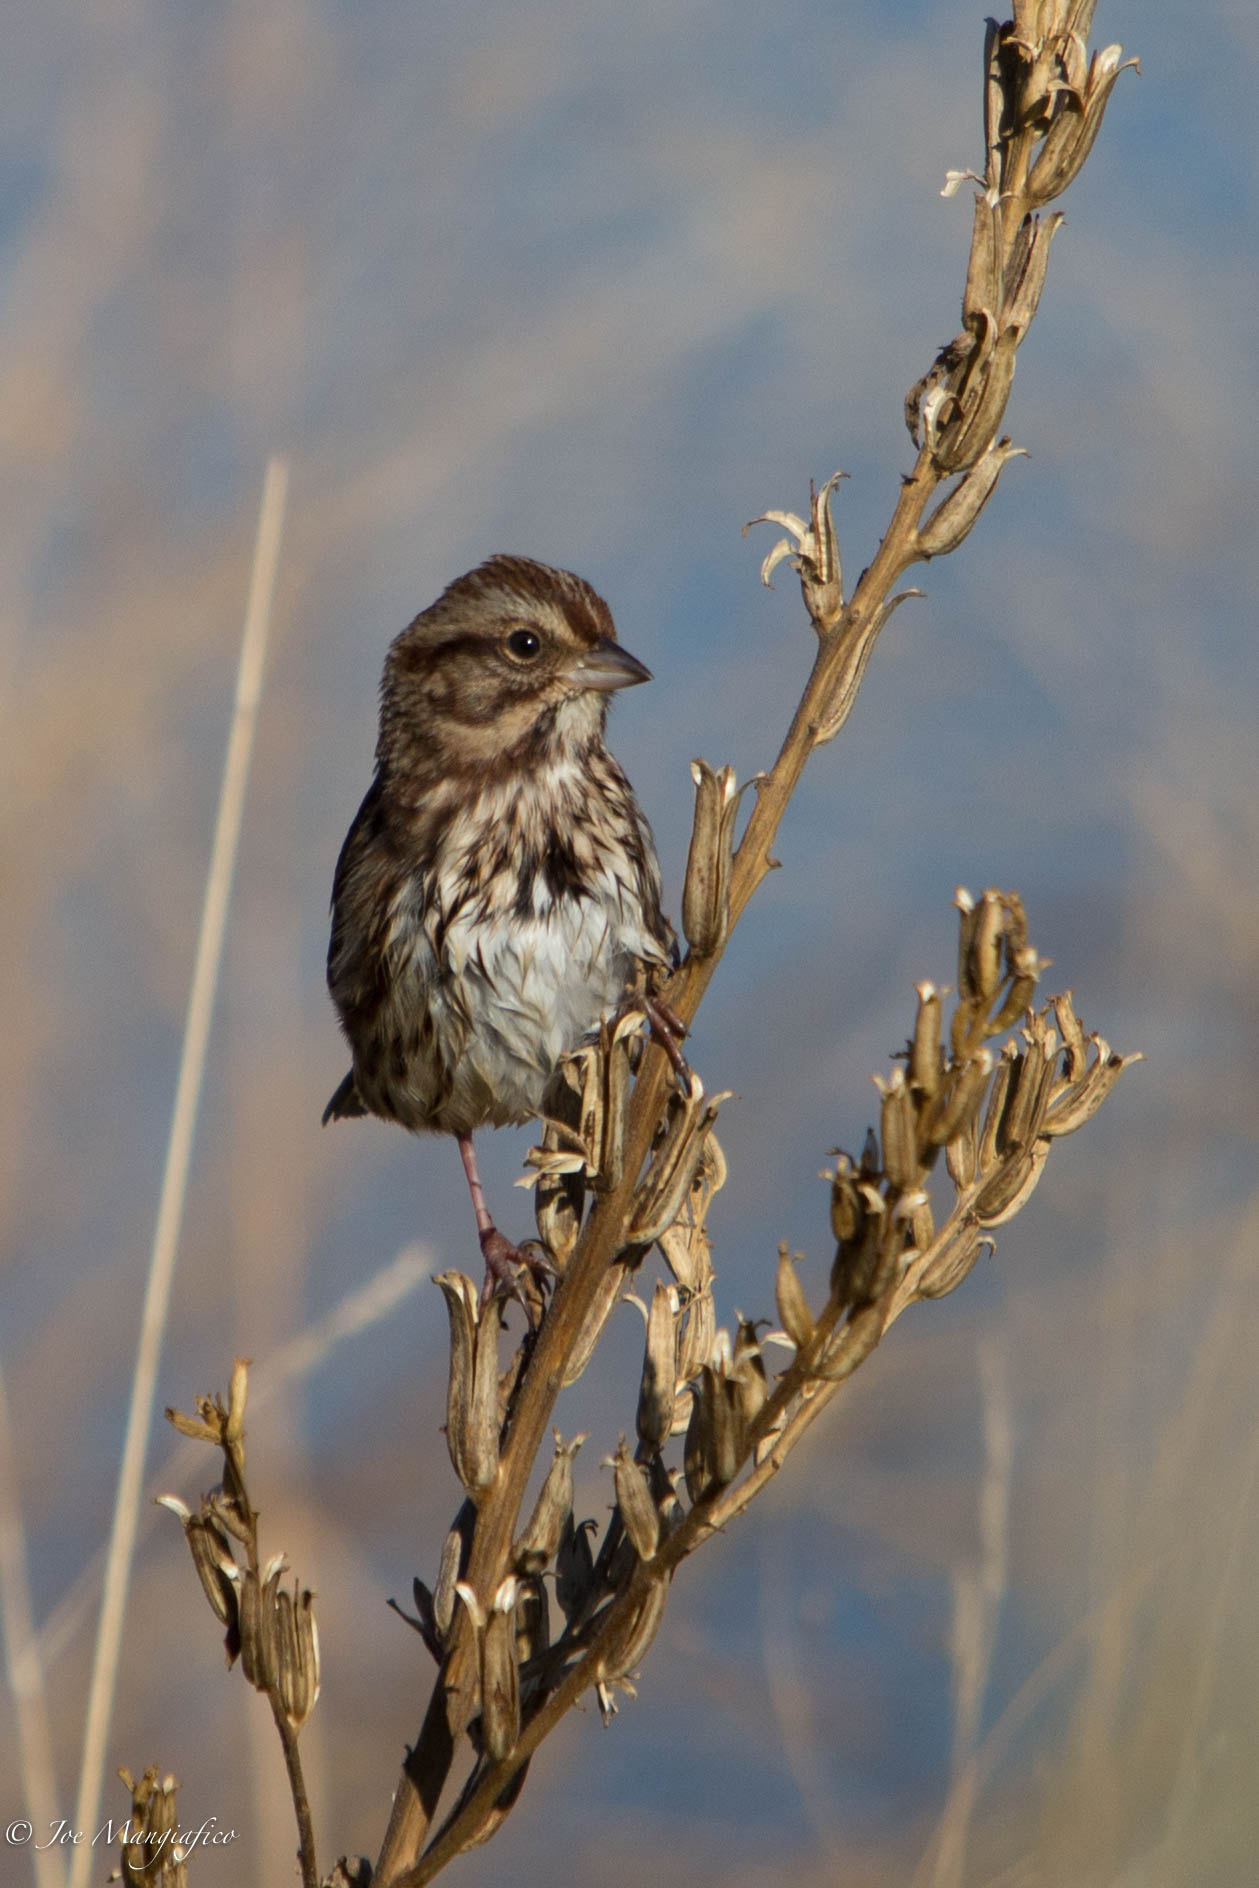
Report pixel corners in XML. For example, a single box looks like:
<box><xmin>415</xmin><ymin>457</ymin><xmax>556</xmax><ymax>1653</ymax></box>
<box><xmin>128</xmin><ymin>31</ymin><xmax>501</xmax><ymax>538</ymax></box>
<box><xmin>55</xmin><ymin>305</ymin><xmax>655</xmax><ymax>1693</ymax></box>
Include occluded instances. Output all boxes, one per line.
<box><xmin>479</xmin><ymin>1227</ymin><xmax>556</xmax><ymax>1325</ymax></box>
<box><xmin>642</xmin><ymin>994</ymin><xmax>692</xmax><ymax>1090</ymax></box>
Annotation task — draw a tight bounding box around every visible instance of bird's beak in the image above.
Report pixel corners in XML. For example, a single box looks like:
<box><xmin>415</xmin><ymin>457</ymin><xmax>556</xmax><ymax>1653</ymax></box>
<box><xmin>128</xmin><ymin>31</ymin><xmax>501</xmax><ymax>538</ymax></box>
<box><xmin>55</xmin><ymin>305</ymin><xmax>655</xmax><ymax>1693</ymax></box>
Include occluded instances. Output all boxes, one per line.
<box><xmin>568</xmin><ymin>636</ymin><xmax>652</xmax><ymax>693</ymax></box>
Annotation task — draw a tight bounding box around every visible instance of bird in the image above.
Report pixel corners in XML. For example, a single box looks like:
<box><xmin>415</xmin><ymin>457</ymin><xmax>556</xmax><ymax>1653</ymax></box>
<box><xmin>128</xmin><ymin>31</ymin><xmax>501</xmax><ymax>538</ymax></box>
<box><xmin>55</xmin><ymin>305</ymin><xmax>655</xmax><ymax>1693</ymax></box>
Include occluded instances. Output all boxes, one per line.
<box><xmin>323</xmin><ymin>553</ymin><xmax>677</xmax><ymax>1302</ymax></box>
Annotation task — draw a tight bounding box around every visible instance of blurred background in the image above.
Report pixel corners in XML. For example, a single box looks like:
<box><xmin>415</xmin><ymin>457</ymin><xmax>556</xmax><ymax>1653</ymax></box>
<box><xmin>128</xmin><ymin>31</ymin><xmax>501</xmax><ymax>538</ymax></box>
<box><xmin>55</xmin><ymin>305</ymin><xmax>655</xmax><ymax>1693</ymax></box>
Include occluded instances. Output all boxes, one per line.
<box><xmin>3</xmin><ymin>1</ymin><xmax>1258</xmax><ymax>1882</ymax></box>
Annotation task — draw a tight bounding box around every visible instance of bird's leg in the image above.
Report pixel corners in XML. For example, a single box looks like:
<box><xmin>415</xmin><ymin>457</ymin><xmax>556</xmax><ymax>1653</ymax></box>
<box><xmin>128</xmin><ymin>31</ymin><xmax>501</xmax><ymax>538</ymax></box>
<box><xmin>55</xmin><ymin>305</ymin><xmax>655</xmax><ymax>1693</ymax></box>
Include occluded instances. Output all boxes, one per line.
<box><xmin>456</xmin><ymin>1132</ymin><xmax>555</xmax><ymax>1317</ymax></box>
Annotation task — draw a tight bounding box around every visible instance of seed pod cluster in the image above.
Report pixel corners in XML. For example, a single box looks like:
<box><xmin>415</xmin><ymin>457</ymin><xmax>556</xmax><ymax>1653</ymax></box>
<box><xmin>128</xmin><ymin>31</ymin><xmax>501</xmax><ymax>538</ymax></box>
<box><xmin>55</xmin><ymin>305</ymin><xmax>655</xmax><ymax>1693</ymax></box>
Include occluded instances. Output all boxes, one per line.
<box><xmin>907</xmin><ymin>6</ymin><xmax>1135</xmax><ymax>476</ymax></box>
<box><xmin>160</xmin><ymin>1361</ymin><xmax>322</xmax><ymax>1767</ymax></box>
<box><xmin>117</xmin><ymin>1766</ymin><xmax>185</xmax><ymax>1888</ymax></box>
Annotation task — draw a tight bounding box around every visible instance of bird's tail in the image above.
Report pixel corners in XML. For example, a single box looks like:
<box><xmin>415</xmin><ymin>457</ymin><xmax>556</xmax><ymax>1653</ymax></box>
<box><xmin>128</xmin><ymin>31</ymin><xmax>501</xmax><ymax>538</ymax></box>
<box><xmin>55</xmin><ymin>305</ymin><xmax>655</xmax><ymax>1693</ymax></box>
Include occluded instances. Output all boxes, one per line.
<box><xmin>322</xmin><ymin>1069</ymin><xmax>367</xmax><ymax>1124</ymax></box>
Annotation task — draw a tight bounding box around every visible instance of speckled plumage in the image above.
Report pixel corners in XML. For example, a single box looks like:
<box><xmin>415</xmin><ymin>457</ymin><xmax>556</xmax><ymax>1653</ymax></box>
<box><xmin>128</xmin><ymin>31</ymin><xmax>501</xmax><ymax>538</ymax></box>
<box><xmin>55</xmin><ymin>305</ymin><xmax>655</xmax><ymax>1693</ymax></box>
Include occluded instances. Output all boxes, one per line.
<box><xmin>324</xmin><ymin>555</ymin><xmax>674</xmax><ymax>1147</ymax></box>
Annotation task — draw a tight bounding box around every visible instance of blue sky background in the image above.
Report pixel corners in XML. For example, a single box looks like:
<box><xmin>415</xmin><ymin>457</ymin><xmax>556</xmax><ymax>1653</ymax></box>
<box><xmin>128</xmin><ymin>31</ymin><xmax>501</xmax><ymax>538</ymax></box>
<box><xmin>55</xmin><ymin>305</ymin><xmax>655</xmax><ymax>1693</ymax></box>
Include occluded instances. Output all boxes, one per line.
<box><xmin>4</xmin><ymin>3</ymin><xmax>1259</xmax><ymax>1883</ymax></box>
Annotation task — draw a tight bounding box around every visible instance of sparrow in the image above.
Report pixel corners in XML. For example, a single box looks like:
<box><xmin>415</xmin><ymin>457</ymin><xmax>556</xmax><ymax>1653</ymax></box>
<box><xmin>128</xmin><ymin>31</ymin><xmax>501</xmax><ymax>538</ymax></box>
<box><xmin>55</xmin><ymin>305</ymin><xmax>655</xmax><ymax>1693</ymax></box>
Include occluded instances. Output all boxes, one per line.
<box><xmin>324</xmin><ymin>554</ymin><xmax>676</xmax><ymax>1298</ymax></box>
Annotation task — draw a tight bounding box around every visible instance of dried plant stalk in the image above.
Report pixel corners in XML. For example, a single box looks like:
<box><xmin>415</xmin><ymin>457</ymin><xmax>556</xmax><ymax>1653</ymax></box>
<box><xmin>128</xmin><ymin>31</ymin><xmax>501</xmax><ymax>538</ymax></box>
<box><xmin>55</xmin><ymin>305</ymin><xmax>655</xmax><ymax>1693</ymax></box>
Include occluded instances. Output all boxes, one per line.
<box><xmin>158</xmin><ymin>11</ymin><xmax>1140</xmax><ymax>1885</ymax></box>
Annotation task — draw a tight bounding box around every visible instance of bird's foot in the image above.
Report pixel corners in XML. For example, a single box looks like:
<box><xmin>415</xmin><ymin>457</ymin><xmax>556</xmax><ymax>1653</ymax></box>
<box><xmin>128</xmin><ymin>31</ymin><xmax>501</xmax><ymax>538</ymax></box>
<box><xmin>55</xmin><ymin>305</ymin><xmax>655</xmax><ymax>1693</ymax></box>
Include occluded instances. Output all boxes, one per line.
<box><xmin>479</xmin><ymin>1225</ymin><xmax>558</xmax><ymax>1325</ymax></box>
<box><xmin>641</xmin><ymin>994</ymin><xmax>692</xmax><ymax>1089</ymax></box>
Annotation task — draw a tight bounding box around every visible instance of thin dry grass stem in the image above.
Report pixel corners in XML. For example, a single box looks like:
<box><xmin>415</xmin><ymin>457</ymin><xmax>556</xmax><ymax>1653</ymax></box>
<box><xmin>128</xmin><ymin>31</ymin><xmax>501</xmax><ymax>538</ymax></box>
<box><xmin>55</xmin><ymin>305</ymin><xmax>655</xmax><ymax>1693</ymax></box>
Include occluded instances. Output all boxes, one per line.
<box><xmin>0</xmin><ymin>1361</ymin><xmax>65</xmax><ymax>1888</ymax></box>
<box><xmin>159</xmin><ymin>13</ymin><xmax>1140</xmax><ymax>1884</ymax></box>
<box><xmin>70</xmin><ymin>456</ymin><xmax>289</xmax><ymax>1888</ymax></box>
<box><xmin>931</xmin><ymin>1341</ymin><xmax>1013</xmax><ymax>1888</ymax></box>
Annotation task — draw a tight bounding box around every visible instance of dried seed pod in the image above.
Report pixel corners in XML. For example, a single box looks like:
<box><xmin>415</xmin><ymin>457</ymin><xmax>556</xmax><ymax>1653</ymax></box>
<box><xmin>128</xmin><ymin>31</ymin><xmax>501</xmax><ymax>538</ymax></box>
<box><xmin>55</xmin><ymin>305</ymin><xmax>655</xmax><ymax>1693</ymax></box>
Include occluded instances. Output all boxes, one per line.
<box><xmin>636</xmin><ymin>1282</ymin><xmax>680</xmax><ymax>1452</ymax></box>
<box><xmin>609</xmin><ymin>1436</ymin><xmax>661</xmax><ymax>1560</ymax></box>
<box><xmin>436</xmin><ymin>1272</ymin><xmax>478</xmax><ymax>1484</ymax></box>
<box><xmin>709</xmin><ymin>1364</ymin><xmax>745</xmax><ymax>1485</ymax></box>
<box><xmin>899</xmin><ymin>1187</ymin><xmax>935</xmax><ymax>1255</ymax></box>
<box><xmin>918</xmin><ymin>1215</ymin><xmax>989</xmax><ymax>1299</ymax></box>
<box><xmin>675</xmin><ymin>1283</ymin><xmax>716</xmax><ymax>1388</ymax></box>
<box><xmin>514</xmin><ymin>1575</ymin><xmax>550</xmax><ymax>1667</ymax></box>
<box><xmin>433</xmin><ymin>1508</ymin><xmax>473</xmax><ymax>1639</ymax></box>
<box><xmin>514</xmin><ymin>1431</ymin><xmax>584</xmax><ymax>1573</ymax></box>
<box><xmin>629</xmin><ymin>1078</ymin><xmax>729</xmax><ymax>1246</ymax></box>
<box><xmin>945</xmin><ymin>1114</ymin><xmax>978</xmax><ymax>1192</ymax></box>
<box><xmin>814</xmin><ymin>1300</ymin><xmax>885</xmax><ymax>1382</ymax></box>
<box><xmin>683</xmin><ymin>1363</ymin><xmax>743</xmax><ymax>1502</ymax></box>
<box><xmin>909</xmin><ymin>982</ymin><xmax>943</xmax><ymax>1099</ymax></box>
<box><xmin>916</xmin><ymin>438</ymin><xmax>1026</xmax><ymax>559</ymax></box>
<box><xmin>965</xmin><ymin>890</ymin><xmax>1006</xmax><ymax>1006</ymax></box>
<box><xmin>597</xmin><ymin>1025</ymin><xmax>633</xmax><ymax>1191</ymax></box>
<box><xmin>561</xmin><ymin>1260</ymin><xmax>632</xmax><ymax>1387</ymax></box>
<box><xmin>731</xmin><ymin>1319</ymin><xmax>769</xmax><ymax>1428</ymax></box>
<box><xmin>831</xmin><ymin>1183</ymin><xmax>886</xmax><ymax>1308</ymax></box>
<box><xmin>940</xmin><ymin>324</ymin><xmax>1019</xmax><ymax>472</ymax></box>
<box><xmin>683</xmin><ymin>760</ymin><xmax>739</xmax><ymax>957</ymax></box>
<box><xmin>1053</xmin><ymin>990</ymin><xmax>1087</xmax><ymax>1077</ymax></box>
<box><xmin>877</xmin><ymin>1067</ymin><xmax>919</xmax><ymax>1190</ymax></box>
<box><xmin>532</xmin><ymin>1093</ymin><xmax>585</xmax><ymax>1270</ymax></box>
<box><xmin>1027</xmin><ymin>47</ymin><xmax>1136</xmax><ymax>205</ymax></box>
<box><xmin>828</xmin><ymin>1153</ymin><xmax>862</xmax><ymax>1243</ymax></box>
<box><xmin>1001</xmin><ymin>212</ymin><xmax>1063</xmax><ymax>338</ymax></box>
<box><xmin>1003</xmin><ymin>1020</ymin><xmax>1059</xmax><ymax>1152</ymax></box>
<box><xmin>745</xmin><ymin>471</ymin><xmax>846</xmax><ymax>631</ymax></box>
<box><xmin>866</xmin><ymin>1194</ymin><xmax>912</xmax><ymax>1302</ymax></box>
<box><xmin>238</xmin><ymin>1559</ymin><xmax>285</xmax><ymax>1694</ymax></box>
<box><xmin>647</xmin><ymin>1451</ymin><xmax>685</xmax><ymax>1532</ymax></box>
<box><xmin>962</xmin><ymin>189</ymin><xmax>1003</xmax><ymax>329</ymax></box>
<box><xmin>479</xmin><ymin>1578</ymin><xmax>521</xmax><ymax>1761</ymax></box>
<box><xmin>954</xmin><ymin>886</ymin><xmax>978</xmax><ymax>992</ymax></box>
<box><xmin>657</xmin><ymin>1216</ymin><xmax>710</xmax><ymax>1292</ymax></box>
<box><xmin>979</xmin><ymin>1042</ymin><xmax>1019</xmax><ymax>1172</ymax></box>
<box><xmin>981</xmin><ymin>16</ymin><xmax>1004</xmax><ymax>174</ymax></box>
<box><xmin>444</xmin><ymin>1293</ymin><xmax>502</xmax><ymax>1496</ymax></box>
<box><xmin>274</xmin><ymin>1581</ymin><xmax>320</xmax><ymax>1728</ymax></box>
<box><xmin>989</xmin><ymin>954</ymin><xmax>1047</xmax><ymax>1032</ymax></box>
<box><xmin>775</xmin><ymin>1244</ymin><xmax>816</xmax><ymax>1352</ymax></box>
<box><xmin>159</xmin><ymin>1498</ymin><xmax>241</xmax><ymax>1645</ymax></box>
<box><xmin>594</xmin><ymin>1574</ymin><xmax>669</xmax><ymax>1691</ymax></box>
<box><xmin>812</xmin><ymin>588</ymin><xmax>923</xmax><ymax>744</ymax></box>
<box><xmin>555</xmin><ymin>1514</ymin><xmax>597</xmax><ymax>1624</ymax></box>
<box><xmin>972</xmin><ymin>1143</ymin><xmax>1048</xmax><ymax>1226</ymax></box>
<box><xmin>1042</xmin><ymin>1036</ymin><xmax>1140</xmax><ymax>1136</ymax></box>
<box><xmin>683</xmin><ymin>1372</ymin><xmax>713</xmax><ymax>1504</ymax></box>
<box><xmin>925</xmin><ymin>1050</ymin><xmax>994</xmax><ymax>1147</ymax></box>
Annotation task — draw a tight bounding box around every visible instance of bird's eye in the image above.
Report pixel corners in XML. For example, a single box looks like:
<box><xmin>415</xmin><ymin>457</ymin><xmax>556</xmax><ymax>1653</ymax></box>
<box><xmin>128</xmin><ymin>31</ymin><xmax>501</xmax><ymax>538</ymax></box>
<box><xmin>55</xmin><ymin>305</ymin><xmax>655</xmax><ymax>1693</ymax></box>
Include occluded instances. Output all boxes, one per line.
<box><xmin>505</xmin><ymin>627</ymin><xmax>542</xmax><ymax>661</ymax></box>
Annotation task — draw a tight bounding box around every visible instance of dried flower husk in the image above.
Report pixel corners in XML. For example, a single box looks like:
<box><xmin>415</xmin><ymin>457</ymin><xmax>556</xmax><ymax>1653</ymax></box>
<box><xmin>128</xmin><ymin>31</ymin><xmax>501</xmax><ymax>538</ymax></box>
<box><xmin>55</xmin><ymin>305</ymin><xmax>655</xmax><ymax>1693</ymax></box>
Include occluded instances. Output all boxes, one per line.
<box><xmin>610</xmin><ymin>1436</ymin><xmax>660</xmax><ymax>1560</ymax></box>
<box><xmin>479</xmin><ymin>1578</ymin><xmax>521</xmax><ymax>1761</ymax></box>
<box><xmin>877</xmin><ymin>1068</ymin><xmax>919</xmax><ymax>1191</ymax></box>
<box><xmin>514</xmin><ymin>1432</ymin><xmax>584</xmax><ymax>1573</ymax></box>
<box><xmin>555</xmin><ymin>1514</ymin><xmax>597</xmax><ymax>1624</ymax></box>
<box><xmin>916</xmin><ymin>438</ymin><xmax>1026</xmax><ymax>558</ymax></box>
<box><xmin>636</xmin><ymin>1281</ymin><xmax>680</xmax><ymax>1451</ymax></box>
<box><xmin>683</xmin><ymin>759</ymin><xmax>739</xmax><ymax>956</ymax></box>
<box><xmin>274</xmin><ymin>1580</ymin><xmax>320</xmax><ymax>1728</ymax></box>
<box><xmin>972</xmin><ymin>1141</ymin><xmax>1049</xmax><ymax>1226</ymax></box>
<box><xmin>917</xmin><ymin>1214</ymin><xmax>988</xmax><ymax>1299</ymax></box>
<box><xmin>514</xmin><ymin>1575</ymin><xmax>550</xmax><ymax>1667</ymax></box>
<box><xmin>813</xmin><ymin>1300</ymin><xmax>885</xmax><ymax>1382</ymax></box>
<box><xmin>775</xmin><ymin>1244</ymin><xmax>816</xmax><ymax>1352</ymax></box>
<box><xmin>561</xmin><ymin>1259</ymin><xmax>633</xmax><ymax>1387</ymax></box>
<box><xmin>594</xmin><ymin>1575</ymin><xmax>669</xmax><ymax>1691</ymax></box>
